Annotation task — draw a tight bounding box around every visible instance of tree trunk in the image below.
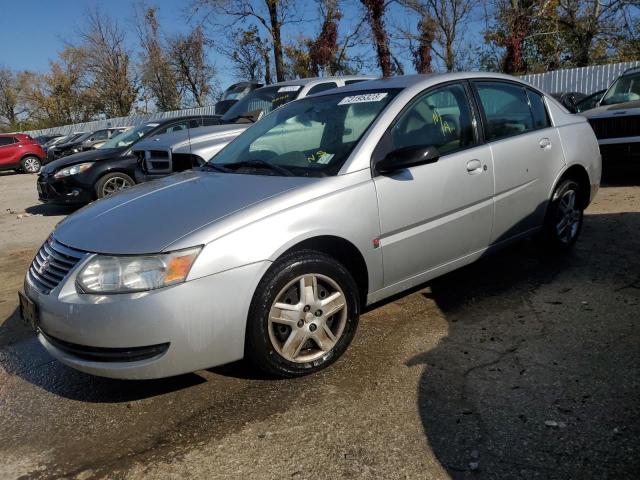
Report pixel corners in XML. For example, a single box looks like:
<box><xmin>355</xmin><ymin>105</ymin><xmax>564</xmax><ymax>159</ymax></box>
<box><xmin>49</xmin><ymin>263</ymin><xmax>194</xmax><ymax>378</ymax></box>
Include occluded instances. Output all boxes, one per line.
<box><xmin>361</xmin><ymin>0</ymin><xmax>393</xmax><ymax>77</ymax></box>
<box><xmin>266</xmin><ymin>0</ymin><xmax>285</xmax><ymax>82</ymax></box>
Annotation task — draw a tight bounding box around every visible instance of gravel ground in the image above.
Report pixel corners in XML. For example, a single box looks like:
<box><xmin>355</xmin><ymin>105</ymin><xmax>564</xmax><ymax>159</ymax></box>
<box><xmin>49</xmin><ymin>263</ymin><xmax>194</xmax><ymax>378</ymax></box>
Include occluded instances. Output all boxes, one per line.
<box><xmin>0</xmin><ymin>170</ymin><xmax>638</xmax><ymax>480</ymax></box>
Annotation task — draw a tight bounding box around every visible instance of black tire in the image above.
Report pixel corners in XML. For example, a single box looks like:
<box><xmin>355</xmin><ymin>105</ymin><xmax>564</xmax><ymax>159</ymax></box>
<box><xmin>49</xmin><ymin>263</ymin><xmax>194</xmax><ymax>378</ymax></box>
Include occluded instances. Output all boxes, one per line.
<box><xmin>539</xmin><ymin>179</ymin><xmax>584</xmax><ymax>252</ymax></box>
<box><xmin>245</xmin><ymin>249</ymin><xmax>360</xmax><ymax>378</ymax></box>
<box><xmin>95</xmin><ymin>172</ymin><xmax>135</xmax><ymax>199</ymax></box>
<box><xmin>20</xmin><ymin>156</ymin><xmax>41</xmax><ymax>174</ymax></box>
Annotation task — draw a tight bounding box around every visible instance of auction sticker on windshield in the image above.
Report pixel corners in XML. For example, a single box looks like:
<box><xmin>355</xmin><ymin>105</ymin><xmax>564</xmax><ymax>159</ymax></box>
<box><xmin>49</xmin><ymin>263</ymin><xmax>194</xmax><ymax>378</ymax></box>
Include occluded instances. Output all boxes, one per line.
<box><xmin>338</xmin><ymin>93</ymin><xmax>388</xmax><ymax>105</ymax></box>
<box><xmin>278</xmin><ymin>86</ymin><xmax>301</xmax><ymax>92</ymax></box>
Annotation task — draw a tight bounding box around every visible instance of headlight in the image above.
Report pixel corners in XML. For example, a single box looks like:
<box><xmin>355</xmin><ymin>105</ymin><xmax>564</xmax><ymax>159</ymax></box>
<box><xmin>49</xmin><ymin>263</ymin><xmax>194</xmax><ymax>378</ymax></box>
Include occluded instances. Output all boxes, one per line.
<box><xmin>76</xmin><ymin>247</ymin><xmax>202</xmax><ymax>294</ymax></box>
<box><xmin>54</xmin><ymin>162</ymin><xmax>94</xmax><ymax>179</ymax></box>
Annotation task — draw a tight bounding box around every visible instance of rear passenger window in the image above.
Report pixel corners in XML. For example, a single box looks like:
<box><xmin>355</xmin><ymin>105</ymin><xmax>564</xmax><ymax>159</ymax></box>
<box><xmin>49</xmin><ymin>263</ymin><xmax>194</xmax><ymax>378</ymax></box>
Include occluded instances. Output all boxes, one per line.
<box><xmin>307</xmin><ymin>82</ymin><xmax>338</xmax><ymax>95</ymax></box>
<box><xmin>474</xmin><ymin>82</ymin><xmax>535</xmax><ymax>141</ymax></box>
<box><xmin>526</xmin><ymin>89</ymin><xmax>551</xmax><ymax>129</ymax></box>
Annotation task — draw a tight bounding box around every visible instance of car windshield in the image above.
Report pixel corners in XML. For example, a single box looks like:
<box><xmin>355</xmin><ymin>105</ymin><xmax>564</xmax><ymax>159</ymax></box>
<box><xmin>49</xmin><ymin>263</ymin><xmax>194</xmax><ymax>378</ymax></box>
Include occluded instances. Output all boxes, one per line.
<box><xmin>576</xmin><ymin>90</ymin><xmax>605</xmax><ymax>112</ymax></box>
<box><xmin>61</xmin><ymin>133</ymin><xmax>84</xmax><ymax>144</ymax></box>
<box><xmin>209</xmin><ymin>89</ymin><xmax>399</xmax><ymax>177</ymax></box>
<box><xmin>100</xmin><ymin>123</ymin><xmax>158</xmax><ymax>149</ymax></box>
<box><xmin>220</xmin><ymin>85</ymin><xmax>303</xmax><ymax>123</ymax></box>
<box><xmin>601</xmin><ymin>72</ymin><xmax>640</xmax><ymax>106</ymax></box>
<box><xmin>222</xmin><ymin>85</ymin><xmax>249</xmax><ymax>101</ymax></box>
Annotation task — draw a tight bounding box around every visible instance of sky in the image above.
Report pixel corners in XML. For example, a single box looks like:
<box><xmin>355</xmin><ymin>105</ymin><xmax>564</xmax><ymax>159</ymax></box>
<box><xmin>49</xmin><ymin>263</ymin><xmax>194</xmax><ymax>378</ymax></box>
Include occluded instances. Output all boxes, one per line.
<box><xmin>0</xmin><ymin>0</ymin><xmax>485</xmax><ymax>92</ymax></box>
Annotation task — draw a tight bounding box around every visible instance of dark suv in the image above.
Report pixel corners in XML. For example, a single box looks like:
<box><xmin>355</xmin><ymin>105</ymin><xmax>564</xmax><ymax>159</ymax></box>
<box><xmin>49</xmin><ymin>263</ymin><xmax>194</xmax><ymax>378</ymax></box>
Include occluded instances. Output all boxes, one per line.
<box><xmin>0</xmin><ymin>134</ymin><xmax>46</xmax><ymax>174</ymax></box>
<box><xmin>37</xmin><ymin>115</ymin><xmax>220</xmax><ymax>205</ymax></box>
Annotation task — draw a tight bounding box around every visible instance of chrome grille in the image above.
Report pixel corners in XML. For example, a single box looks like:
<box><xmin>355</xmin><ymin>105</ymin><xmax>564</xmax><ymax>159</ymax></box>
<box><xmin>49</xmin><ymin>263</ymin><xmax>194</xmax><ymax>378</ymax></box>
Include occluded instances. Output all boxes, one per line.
<box><xmin>28</xmin><ymin>238</ymin><xmax>85</xmax><ymax>294</ymax></box>
<box><xmin>588</xmin><ymin>115</ymin><xmax>640</xmax><ymax>140</ymax></box>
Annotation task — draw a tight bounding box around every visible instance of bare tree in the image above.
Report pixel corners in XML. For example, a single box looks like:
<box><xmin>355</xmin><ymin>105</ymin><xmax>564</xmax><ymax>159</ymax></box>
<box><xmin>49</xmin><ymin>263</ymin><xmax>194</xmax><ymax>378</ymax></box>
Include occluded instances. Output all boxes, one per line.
<box><xmin>0</xmin><ymin>67</ymin><xmax>25</xmax><ymax>130</ymax></box>
<box><xmin>308</xmin><ymin>0</ymin><xmax>341</xmax><ymax>75</ymax></box>
<box><xmin>557</xmin><ymin>0</ymin><xmax>636</xmax><ymax>67</ymax></box>
<box><xmin>168</xmin><ymin>27</ymin><xmax>215</xmax><ymax>107</ymax></box>
<box><xmin>193</xmin><ymin>0</ymin><xmax>300</xmax><ymax>82</ymax></box>
<box><xmin>403</xmin><ymin>0</ymin><xmax>475</xmax><ymax>72</ymax></box>
<box><xmin>413</xmin><ymin>16</ymin><xmax>437</xmax><ymax>73</ymax></box>
<box><xmin>69</xmin><ymin>9</ymin><xmax>138</xmax><ymax>117</ymax></box>
<box><xmin>360</xmin><ymin>0</ymin><xmax>394</xmax><ymax>76</ymax></box>
<box><xmin>227</xmin><ymin>26</ymin><xmax>272</xmax><ymax>83</ymax></box>
<box><xmin>135</xmin><ymin>4</ymin><xmax>182</xmax><ymax>111</ymax></box>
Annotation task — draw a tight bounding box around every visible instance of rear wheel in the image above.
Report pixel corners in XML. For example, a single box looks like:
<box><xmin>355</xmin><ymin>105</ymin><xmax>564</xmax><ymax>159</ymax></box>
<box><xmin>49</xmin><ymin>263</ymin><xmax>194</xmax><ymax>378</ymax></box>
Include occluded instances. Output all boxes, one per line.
<box><xmin>95</xmin><ymin>172</ymin><xmax>134</xmax><ymax>199</ymax></box>
<box><xmin>245</xmin><ymin>250</ymin><xmax>360</xmax><ymax>378</ymax></box>
<box><xmin>540</xmin><ymin>179</ymin><xmax>584</xmax><ymax>251</ymax></box>
<box><xmin>21</xmin><ymin>156</ymin><xmax>41</xmax><ymax>174</ymax></box>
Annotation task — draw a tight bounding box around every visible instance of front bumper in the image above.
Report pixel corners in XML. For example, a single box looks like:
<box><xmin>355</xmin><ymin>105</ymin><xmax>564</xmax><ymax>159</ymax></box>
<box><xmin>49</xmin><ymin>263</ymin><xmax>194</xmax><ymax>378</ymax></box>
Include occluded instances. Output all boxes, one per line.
<box><xmin>23</xmin><ymin>258</ymin><xmax>270</xmax><ymax>379</ymax></box>
<box><xmin>37</xmin><ymin>172</ymin><xmax>94</xmax><ymax>205</ymax></box>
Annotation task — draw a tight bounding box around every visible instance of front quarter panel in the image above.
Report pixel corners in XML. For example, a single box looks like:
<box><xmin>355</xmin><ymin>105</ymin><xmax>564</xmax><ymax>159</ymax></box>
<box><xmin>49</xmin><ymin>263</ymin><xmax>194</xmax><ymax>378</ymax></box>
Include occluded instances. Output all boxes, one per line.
<box><xmin>182</xmin><ymin>169</ymin><xmax>383</xmax><ymax>295</ymax></box>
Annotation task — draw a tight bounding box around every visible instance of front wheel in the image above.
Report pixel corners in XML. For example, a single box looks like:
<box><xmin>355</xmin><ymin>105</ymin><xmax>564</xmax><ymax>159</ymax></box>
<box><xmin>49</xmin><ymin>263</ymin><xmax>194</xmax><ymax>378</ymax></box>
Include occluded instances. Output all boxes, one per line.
<box><xmin>245</xmin><ymin>250</ymin><xmax>360</xmax><ymax>378</ymax></box>
<box><xmin>21</xmin><ymin>156</ymin><xmax>41</xmax><ymax>174</ymax></box>
<box><xmin>540</xmin><ymin>179</ymin><xmax>584</xmax><ymax>251</ymax></box>
<box><xmin>95</xmin><ymin>172</ymin><xmax>135</xmax><ymax>199</ymax></box>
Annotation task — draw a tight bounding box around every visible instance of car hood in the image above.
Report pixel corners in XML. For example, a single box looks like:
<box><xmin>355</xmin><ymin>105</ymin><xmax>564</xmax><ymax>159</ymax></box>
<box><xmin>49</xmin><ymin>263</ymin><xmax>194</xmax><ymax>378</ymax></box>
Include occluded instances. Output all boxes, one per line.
<box><xmin>42</xmin><ymin>148</ymin><xmax>125</xmax><ymax>173</ymax></box>
<box><xmin>54</xmin><ymin>170</ymin><xmax>316</xmax><ymax>254</ymax></box>
<box><xmin>581</xmin><ymin>99</ymin><xmax>640</xmax><ymax>119</ymax></box>
<box><xmin>133</xmin><ymin>124</ymin><xmax>250</xmax><ymax>152</ymax></box>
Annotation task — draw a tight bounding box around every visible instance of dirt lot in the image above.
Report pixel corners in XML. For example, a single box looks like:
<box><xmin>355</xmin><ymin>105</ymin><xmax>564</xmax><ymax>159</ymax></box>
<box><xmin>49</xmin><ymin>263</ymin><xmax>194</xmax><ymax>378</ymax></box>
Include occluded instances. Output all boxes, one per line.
<box><xmin>0</xmin><ymin>170</ymin><xmax>639</xmax><ymax>480</ymax></box>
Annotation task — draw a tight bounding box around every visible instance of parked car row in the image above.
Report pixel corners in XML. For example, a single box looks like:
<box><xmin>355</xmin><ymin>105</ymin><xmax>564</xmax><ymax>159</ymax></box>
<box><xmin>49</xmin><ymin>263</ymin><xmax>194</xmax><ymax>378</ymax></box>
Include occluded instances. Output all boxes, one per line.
<box><xmin>36</xmin><ymin>75</ymin><xmax>374</xmax><ymax>204</ymax></box>
<box><xmin>20</xmin><ymin>72</ymin><xmax>601</xmax><ymax>380</ymax></box>
<box><xmin>46</xmin><ymin>127</ymin><xmax>131</xmax><ymax>161</ymax></box>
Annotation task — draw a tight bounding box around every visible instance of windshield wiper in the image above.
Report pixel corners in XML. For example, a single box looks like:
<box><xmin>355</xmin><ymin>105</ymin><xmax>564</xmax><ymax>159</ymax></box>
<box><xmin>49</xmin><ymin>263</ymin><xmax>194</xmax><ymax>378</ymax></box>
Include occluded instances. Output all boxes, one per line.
<box><xmin>220</xmin><ymin>160</ymin><xmax>295</xmax><ymax>176</ymax></box>
<box><xmin>200</xmin><ymin>163</ymin><xmax>232</xmax><ymax>173</ymax></box>
<box><xmin>224</xmin><ymin>114</ymin><xmax>257</xmax><ymax>124</ymax></box>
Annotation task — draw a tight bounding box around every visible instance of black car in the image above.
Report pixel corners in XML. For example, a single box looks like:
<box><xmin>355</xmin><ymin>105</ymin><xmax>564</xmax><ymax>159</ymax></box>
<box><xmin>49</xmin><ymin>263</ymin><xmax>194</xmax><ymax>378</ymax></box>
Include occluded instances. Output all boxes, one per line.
<box><xmin>38</xmin><ymin>115</ymin><xmax>220</xmax><ymax>205</ymax></box>
<box><xmin>47</xmin><ymin>132</ymin><xmax>93</xmax><ymax>161</ymax></box>
<box><xmin>34</xmin><ymin>133</ymin><xmax>64</xmax><ymax>145</ymax></box>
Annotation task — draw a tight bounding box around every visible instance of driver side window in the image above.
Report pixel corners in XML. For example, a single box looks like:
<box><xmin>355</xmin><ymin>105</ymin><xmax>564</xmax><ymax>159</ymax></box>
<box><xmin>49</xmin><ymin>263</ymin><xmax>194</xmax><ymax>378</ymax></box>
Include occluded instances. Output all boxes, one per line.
<box><xmin>388</xmin><ymin>83</ymin><xmax>476</xmax><ymax>157</ymax></box>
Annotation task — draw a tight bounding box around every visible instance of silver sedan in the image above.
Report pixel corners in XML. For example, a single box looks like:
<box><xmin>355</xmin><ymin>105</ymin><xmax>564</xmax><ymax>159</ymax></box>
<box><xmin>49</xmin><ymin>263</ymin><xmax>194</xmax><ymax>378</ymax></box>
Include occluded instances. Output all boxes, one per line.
<box><xmin>20</xmin><ymin>73</ymin><xmax>601</xmax><ymax>379</ymax></box>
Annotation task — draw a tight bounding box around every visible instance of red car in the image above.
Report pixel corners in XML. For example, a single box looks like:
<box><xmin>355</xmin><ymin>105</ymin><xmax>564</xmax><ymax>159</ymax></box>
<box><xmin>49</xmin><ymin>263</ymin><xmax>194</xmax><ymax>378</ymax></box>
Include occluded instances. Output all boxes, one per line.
<box><xmin>0</xmin><ymin>133</ymin><xmax>46</xmax><ymax>174</ymax></box>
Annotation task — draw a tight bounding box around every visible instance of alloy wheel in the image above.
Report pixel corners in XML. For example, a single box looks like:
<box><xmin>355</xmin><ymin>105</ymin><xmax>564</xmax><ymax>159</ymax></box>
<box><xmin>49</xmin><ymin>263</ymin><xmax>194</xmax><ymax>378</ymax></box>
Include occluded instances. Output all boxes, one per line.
<box><xmin>268</xmin><ymin>273</ymin><xmax>348</xmax><ymax>363</ymax></box>
<box><xmin>23</xmin><ymin>157</ymin><xmax>40</xmax><ymax>173</ymax></box>
<box><xmin>102</xmin><ymin>176</ymin><xmax>132</xmax><ymax>196</ymax></box>
<box><xmin>556</xmin><ymin>189</ymin><xmax>581</xmax><ymax>244</ymax></box>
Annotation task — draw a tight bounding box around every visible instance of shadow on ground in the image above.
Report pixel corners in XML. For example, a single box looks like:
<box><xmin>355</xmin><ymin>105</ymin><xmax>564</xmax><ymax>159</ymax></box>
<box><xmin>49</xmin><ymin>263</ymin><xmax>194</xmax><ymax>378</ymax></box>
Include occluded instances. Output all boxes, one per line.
<box><xmin>409</xmin><ymin>211</ymin><xmax>640</xmax><ymax>478</ymax></box>
<box><xmin>25</xmin><ymin>203</ymin><xmax>77</xmax><ymax>217</ymax></box>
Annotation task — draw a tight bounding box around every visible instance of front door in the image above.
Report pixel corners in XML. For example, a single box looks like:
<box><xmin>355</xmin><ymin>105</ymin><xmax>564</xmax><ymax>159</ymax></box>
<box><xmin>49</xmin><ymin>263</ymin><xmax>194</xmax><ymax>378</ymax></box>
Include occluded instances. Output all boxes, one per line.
<box><xmin>0</xmin><ymin>137</ymin><xmax>19</xmax><ymax>168</ymax></box>
<box><xmin>373</xmin><ymin>82</ymin><xmax>495</xmax><ymax>287</ymax></box>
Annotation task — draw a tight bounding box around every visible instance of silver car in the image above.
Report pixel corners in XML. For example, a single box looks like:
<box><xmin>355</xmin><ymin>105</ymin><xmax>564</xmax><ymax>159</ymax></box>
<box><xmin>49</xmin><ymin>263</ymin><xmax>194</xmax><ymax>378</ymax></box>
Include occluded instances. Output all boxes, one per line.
<box><xmin>20</xmin><ymin>73</ymin><xmax>601</xmax><ymax>379</ymax></box>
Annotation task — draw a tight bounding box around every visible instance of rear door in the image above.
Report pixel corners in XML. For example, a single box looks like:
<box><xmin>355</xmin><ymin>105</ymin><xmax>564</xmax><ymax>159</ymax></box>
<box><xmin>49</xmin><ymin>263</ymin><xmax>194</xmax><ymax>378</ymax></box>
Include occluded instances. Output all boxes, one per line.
<box><xmin>471</xmin><ymin>80</ymin><xmax>565</xmax><ymax>243</ymax></box>
<box><xmin>374</xmin><ymin>82</ymin><xmax>495</xmax><ymax>286</ymax></box>
<box><xmin>0</xmin><ymin>137</ymin><xmax>20</xmax><ymax>167</ymax></box>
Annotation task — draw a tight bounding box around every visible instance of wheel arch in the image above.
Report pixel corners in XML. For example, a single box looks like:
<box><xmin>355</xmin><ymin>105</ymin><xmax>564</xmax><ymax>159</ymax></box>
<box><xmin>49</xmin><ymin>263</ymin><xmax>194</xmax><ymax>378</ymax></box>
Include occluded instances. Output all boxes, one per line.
<box><xmin>277</xmin><ymin>235</ymin><xmax>369</xmax><ymax>307</ymax></box>
<box><xmin>20</xmin><ymin>152</ymin><xmax>43</xmax><ymax>162</ymax></box>
<box><xmin>552</xmin><ymin>164</ymin><xmax>591</xmax><ymax>209</ymax></box>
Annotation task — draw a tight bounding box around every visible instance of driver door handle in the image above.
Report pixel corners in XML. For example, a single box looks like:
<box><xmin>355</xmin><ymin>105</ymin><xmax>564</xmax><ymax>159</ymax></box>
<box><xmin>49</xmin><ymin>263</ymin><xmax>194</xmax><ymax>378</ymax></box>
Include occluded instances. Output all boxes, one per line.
<box><xmin>466</xmin><ymin>159</ymin><xmax>482</xmax><ymax>174</ymax></box>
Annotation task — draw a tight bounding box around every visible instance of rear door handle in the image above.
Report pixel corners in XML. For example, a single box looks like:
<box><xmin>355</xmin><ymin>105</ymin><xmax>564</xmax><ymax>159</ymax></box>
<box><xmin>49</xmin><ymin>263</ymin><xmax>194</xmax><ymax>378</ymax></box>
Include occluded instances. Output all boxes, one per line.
<box><xmin>539</xmin><ymin>138</ymin><xmax>551</xmax><ymax>149</ymax></box>
<box><xmin>466</xmin><ymin>159</ymin><xmax>482</xmax><ymax>174</ymax></box>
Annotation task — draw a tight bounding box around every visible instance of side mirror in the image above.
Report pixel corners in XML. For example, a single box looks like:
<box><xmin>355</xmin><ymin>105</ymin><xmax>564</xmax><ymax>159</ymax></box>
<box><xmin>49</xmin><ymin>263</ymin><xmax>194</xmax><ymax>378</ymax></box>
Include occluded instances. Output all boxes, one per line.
<box><xmin>375</xmin><ymin>145</ymin><xmax>440</xmax><ymax>174</ymax></box>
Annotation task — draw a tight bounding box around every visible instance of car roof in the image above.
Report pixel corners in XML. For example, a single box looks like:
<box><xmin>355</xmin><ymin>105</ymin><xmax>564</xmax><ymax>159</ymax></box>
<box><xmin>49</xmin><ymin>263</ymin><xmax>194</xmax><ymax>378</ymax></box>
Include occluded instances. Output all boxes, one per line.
<box><xmin>321</xmin><ymin>72</ymin><xmax>543</xmax><ymax>95</ymax></box>
<box><xmin>150</xmin><ymin>114</ymin><xmax>219</xmax><ymax>125</ymax></box>
<box><xmin>266</xmin><ymin>75</ymin><xmax>377</xmax><ymax>88</ymax></box>
<box><xmin>0</xmin><ymin>133</ymin><xmax>31</xmax><ymax>139</ymax></box>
